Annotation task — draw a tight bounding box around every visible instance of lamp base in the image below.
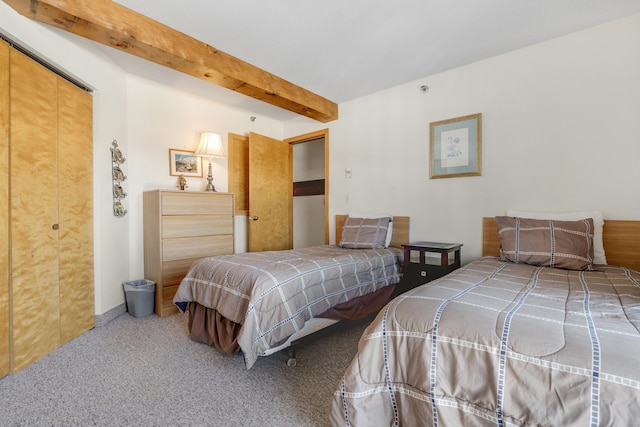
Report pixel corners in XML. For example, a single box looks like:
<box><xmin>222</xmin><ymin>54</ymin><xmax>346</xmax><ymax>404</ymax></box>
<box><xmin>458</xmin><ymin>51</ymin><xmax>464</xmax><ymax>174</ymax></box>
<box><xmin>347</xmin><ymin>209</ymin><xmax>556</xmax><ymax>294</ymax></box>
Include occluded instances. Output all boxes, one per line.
<box><xmin>204</xmin><ymin>160</ymin><xmax>217</xmax><ymax>192</ymax></box>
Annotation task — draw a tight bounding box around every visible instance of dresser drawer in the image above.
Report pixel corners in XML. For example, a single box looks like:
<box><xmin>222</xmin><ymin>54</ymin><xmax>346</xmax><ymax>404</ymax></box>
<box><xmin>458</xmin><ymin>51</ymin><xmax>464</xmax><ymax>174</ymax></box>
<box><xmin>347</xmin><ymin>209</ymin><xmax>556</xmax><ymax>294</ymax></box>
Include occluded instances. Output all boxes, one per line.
<box><xmin>162</xmin><ymin>235</ymin><xmax>234</xmax><ymax>262</ymax></box>
<box><xmin>162</xmin><ymin>215</ymin><xmax>233</xmax><ymax>238</ymax></box>
<box><xmin>161</xmin><ymin>193</ymin><xmax>233</xmax><ymax>215</ymax></box>
<box><xmin>161</xmin><ymin>258</ymin><xmax>198</xmax><ymax>285</ymax></box>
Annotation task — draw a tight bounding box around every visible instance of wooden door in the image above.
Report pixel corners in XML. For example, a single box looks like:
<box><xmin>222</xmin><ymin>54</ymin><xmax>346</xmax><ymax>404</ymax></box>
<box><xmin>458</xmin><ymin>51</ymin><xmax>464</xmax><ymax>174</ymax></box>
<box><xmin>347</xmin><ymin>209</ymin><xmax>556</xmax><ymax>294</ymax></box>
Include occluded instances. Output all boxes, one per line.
<box><xmin>228</xmin><ymin>133</ymin><xmax>249</xmax><ymax>216</ymax></box>
<box><xmin>248</xmin><ymin>132</ymin><xmax>292</xmax><ymax>252</ymax></box>
<box><xmin>10</xmin><ymin>49</ymin><xmax>61</xmax><ymax>372</ymax></box>
<box><xmin>58</xmin><ymin>78</ymin><xmax>94</xmax><ymax>344</ymax></box>
<box><xmin>0</xmin><ymin>40</ymin><xmax>9</xmax><ymax>378</ymax></box>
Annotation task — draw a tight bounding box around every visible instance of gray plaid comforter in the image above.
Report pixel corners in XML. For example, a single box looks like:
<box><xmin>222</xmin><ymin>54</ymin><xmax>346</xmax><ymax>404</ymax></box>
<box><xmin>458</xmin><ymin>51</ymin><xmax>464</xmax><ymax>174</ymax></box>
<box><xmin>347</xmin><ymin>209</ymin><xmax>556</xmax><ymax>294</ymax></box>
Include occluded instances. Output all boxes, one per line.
<box><xmin>331</xmin><ymin>256</ymin><xmax>640</xmax><ymax>426</ymax></box>
<box><xmin>173</xmin><ymin>245</ymin><xmax>402</xmax><ymax>368</ymax></box>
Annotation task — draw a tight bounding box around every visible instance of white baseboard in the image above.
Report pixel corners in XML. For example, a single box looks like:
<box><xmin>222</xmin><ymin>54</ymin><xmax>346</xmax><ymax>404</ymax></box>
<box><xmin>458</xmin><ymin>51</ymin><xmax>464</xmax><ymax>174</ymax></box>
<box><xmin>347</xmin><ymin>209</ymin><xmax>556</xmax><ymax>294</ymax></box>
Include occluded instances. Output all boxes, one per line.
<box><xmin>94</xmin><ymin>303</ymin><xmax>127</xmax><ymax>327</ymax></box>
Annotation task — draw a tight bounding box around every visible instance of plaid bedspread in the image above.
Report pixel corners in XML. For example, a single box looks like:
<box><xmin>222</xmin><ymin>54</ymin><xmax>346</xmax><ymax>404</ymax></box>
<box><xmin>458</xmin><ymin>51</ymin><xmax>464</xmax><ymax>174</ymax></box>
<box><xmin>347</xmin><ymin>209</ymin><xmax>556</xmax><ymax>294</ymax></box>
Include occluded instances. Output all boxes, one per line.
<box><xmin>331</xmin><ymin>256</ymin><xmax>640</xmax><ymax>426</ymax></box>
<box><xmin>173</xmin><ymin>245</ymin><xmax>402</xmax><ymax>368</ymax></box>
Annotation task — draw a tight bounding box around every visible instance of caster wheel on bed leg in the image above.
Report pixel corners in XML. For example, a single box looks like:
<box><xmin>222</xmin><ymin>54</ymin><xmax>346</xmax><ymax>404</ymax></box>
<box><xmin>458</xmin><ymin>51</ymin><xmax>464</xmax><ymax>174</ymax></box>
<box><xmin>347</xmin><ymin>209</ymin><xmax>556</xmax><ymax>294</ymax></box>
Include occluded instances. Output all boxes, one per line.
<box><xmin>286</xmin><ymin>346</ymin><xmax>297</xmax><ymax>367</ymax></box>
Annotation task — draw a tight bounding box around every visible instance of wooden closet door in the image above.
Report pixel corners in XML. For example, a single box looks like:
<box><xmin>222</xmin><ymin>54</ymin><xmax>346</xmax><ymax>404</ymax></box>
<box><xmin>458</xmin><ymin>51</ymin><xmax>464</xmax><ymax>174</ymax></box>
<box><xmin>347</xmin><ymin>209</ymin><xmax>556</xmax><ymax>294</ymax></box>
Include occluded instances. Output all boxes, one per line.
<box><xmin>10</xmin><ymin>49</ymin><xmax>61</xmax><ymax>372</ymax></box>
<box><xmin>58</xmin><ymin>78</ymin><xmax>94</xmax><ymax>344</ymax></box>
<box><xmin>0</xmin><ymin>40</ymin><xmax>9</xmax><ymax>378</ymax></box>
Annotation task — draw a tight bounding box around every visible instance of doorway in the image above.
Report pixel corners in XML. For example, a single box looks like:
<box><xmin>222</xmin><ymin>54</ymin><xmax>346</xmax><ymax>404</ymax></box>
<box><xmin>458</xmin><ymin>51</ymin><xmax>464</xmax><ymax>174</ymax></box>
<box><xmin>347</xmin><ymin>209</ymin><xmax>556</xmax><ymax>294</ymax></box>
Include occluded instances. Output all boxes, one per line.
<box><xmin>227</xmin><ymin>129</ymin><xmax>329</xmax><ymax>252</ymax></box>
<box><xmin>286</xmin><ymin>129</ymin><xmax>329</xmax><ymax>248</ymax></box>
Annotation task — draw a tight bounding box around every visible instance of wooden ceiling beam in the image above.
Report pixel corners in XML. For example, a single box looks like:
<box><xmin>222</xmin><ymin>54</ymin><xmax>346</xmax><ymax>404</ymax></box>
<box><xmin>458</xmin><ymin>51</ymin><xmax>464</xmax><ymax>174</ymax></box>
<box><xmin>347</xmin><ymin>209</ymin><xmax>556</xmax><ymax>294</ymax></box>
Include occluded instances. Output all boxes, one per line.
<box><xmin>3</xmin><ymin>0</ymin><xmax>338</xmax><ymax>122</ymax></box>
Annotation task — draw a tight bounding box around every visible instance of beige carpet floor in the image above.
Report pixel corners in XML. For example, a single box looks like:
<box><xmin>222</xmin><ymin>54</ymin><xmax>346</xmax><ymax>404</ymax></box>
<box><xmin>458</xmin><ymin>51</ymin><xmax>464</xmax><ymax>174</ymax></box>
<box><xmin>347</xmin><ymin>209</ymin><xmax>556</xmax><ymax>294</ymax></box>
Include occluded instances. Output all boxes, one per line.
<box><xmin>0</xmin><ymin>312</ymin><xmax>370</xmax><ymax>426</ymax></box>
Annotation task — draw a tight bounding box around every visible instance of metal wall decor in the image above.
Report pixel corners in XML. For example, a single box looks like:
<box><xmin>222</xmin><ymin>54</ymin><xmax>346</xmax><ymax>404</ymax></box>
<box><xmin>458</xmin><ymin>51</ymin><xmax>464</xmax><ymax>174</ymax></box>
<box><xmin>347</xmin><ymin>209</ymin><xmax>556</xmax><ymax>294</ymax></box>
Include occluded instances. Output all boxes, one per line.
<box><xmin>111</xmin><ymin>139</ymin><xmax>127</xmax><ymax>217</ymax></box>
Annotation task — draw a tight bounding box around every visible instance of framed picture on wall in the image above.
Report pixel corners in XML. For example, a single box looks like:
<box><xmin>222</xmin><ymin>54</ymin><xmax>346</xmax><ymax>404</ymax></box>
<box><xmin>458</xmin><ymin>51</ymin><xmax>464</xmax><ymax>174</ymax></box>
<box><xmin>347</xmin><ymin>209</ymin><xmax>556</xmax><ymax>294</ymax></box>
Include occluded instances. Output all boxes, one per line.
<box><xmin>169</xmin><ymin>149</ymin><xmax>203</xmax><ymax>177</ymax></box>
<box><xmin>429</xmin><ymin>113</ymin><xmax>482</xmax><ymax>179</ymax></box>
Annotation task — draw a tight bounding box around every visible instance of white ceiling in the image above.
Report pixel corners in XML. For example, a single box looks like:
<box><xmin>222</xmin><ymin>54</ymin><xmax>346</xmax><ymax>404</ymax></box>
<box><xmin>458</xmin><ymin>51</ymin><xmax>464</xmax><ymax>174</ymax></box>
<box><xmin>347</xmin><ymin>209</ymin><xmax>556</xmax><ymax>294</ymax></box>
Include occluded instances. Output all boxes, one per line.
<box><xmin>102</xmin><ymin>0</ymin><xmax>640</xmax><ymax>121</ymax></box>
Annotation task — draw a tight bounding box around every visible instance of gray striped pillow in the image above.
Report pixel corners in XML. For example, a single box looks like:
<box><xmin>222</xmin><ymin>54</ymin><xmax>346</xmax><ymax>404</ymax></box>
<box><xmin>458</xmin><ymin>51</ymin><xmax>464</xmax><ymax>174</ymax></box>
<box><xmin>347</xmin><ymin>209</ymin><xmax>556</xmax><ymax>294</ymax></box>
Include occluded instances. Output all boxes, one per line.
<box><xmin>496</xmin><ymin>216</ymin><xmax>595</xmax><ymax>271</ymax></box>
<box><xmin>340</xmin><ymin>216</ymin><xmax>390</xmax><ymax>249</ymax></box>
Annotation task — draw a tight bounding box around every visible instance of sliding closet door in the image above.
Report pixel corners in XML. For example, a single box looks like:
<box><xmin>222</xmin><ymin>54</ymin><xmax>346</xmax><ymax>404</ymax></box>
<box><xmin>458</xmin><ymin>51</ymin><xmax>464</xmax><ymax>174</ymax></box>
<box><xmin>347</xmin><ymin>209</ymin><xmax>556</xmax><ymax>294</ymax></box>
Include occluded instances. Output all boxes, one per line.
<box><xmin>0</xmin><ymin>40</ymin><xmax>9</xmax><ymax>378</ymax></box>
<box><xmin>58</xmin><ymin>78</ymin><xmax>94</xmax><ymax>344</ymax></box>
<box><xmin>10</xmin><ymin>48</ymin><xmax>61</xmax><ymax>372</ymax></box>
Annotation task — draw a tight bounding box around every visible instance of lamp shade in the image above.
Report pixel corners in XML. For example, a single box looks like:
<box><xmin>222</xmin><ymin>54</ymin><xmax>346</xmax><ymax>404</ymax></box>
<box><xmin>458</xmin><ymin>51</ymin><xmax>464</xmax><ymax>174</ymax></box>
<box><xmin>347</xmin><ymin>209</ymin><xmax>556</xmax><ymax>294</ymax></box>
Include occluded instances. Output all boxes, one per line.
<box><xmin>195</xmin><ymin>132</ymin><xmax>225</xmax><ymax>158</ymax></box>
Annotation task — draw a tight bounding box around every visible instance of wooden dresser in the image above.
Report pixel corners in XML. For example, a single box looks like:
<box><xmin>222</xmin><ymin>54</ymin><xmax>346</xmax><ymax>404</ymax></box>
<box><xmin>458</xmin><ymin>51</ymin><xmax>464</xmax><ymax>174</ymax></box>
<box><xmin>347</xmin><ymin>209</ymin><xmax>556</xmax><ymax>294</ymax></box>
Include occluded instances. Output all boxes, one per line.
<box><xmin>143</xmin><ymin>190</ymin><xmax>235</xmax><ymax>317</ymax></box>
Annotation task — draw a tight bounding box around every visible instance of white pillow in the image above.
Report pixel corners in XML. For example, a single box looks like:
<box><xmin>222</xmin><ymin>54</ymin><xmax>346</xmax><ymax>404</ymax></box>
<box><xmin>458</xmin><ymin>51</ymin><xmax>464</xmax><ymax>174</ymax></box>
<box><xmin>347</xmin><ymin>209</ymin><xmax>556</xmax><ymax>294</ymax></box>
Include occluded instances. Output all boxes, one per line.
<box><xmin>348</xmin><ymin>213</ymin><xmax>393</xmax><ymax>247</ymax></box>
<box><xmin>506</xmin><ymin>209</ymin><xmax>606</xmax><ymax>265</ymax></box>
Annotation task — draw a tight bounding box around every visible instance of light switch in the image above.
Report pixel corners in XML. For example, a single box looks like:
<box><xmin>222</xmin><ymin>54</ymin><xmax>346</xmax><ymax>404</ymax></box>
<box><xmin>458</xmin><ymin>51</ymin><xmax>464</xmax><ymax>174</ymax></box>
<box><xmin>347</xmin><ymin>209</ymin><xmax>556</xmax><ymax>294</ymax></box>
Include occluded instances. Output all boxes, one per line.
<box><xmin>345</xmin><ymin>168</ymin><xmax>352</xmax><ymax>178</ymax></box>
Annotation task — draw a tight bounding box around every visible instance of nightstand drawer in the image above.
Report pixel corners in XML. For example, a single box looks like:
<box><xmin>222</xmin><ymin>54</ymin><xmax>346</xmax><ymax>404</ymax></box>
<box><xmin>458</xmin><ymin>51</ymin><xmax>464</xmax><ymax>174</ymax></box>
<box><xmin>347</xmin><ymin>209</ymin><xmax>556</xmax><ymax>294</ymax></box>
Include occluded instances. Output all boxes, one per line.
<box><xmin>402</xmin><ymin>264</ymin><xmax>458</xmax><ymax>283</ymax></box>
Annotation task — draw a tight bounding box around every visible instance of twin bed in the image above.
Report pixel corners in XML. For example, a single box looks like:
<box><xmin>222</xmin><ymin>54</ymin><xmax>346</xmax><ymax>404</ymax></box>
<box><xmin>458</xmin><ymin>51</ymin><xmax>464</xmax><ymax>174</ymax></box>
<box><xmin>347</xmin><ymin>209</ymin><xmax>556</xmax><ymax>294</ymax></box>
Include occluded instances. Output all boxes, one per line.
<box><xmin>173</xmin><ymin>214</ymin><xmax>409</xmax><ymax>368</ymax></box>
<box><xmin>330</xmin><ymin>215</ymin><xmax>640</xmax><ymax>426</ymax></box>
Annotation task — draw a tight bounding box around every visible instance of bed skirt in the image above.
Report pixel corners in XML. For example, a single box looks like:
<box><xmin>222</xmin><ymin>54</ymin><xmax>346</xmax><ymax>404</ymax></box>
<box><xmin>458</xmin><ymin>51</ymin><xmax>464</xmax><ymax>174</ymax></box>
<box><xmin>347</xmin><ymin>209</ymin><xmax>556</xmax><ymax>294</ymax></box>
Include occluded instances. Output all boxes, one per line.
<box><xmin>186</xmin><ymin>284</ymin><xmax>396</xmax><ymax>355</ymax></box>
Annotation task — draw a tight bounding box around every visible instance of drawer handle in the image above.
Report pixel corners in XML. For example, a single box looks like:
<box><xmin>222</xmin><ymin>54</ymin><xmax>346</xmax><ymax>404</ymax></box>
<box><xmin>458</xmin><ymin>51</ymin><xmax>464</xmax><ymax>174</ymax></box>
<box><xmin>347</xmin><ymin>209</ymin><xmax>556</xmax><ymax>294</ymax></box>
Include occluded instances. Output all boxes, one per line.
<box><xmin>52</xmin><ymin>224</ymin><xmax>59</xmax><ymax>230</ymax></box>
<box><xmin>249</xmin><ymin>216</ymin><xmax>259</xmax><ymax>221</ymax></box>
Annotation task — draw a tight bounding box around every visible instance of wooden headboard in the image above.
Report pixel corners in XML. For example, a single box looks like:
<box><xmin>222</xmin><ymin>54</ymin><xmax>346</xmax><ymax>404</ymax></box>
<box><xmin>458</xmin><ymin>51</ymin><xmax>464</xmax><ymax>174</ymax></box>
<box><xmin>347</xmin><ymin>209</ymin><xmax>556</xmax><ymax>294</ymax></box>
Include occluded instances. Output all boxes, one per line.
<box><xmin>335</xmin><ymin>215</ymin><xmax>410</xmax><ymax>249</ymax></box>
<box><xmin>482</xmin><ymin>217</ymin><xmax>640</xmax><ymax>271</ymax></box>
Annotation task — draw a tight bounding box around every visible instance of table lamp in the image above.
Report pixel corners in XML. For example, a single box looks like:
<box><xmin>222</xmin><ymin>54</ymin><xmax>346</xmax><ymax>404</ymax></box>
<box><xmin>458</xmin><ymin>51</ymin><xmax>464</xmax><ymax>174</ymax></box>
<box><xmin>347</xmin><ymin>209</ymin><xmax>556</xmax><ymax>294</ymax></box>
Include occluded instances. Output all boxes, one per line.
<box><xmin>194</xmin><ymin>132</ymin><xmax>225</xmax><ymax>192</ymax></box>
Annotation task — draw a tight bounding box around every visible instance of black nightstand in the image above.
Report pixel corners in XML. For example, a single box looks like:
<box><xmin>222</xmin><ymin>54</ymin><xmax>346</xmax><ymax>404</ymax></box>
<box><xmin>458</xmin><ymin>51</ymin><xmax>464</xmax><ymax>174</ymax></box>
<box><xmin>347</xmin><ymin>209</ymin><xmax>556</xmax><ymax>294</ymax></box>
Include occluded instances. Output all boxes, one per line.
<box><xmin>393</xmin><ymin>242</ymin><xmax>462</xmax><ymax>297</ymax></box>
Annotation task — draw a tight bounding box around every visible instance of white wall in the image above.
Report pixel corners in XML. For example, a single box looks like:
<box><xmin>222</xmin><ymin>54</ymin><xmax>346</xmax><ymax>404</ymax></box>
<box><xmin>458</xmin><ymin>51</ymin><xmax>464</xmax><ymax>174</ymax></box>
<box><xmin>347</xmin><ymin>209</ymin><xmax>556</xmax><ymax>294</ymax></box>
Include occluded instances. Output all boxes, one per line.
<box><xmin>125</xmin><ymin>75</ymin><xmax>284</xmax><ymax>280</ymax></box>
<box><xmin>286</xmin><ymin>13</ymin><xmax>640</xmax><ymax>264</ymax></box>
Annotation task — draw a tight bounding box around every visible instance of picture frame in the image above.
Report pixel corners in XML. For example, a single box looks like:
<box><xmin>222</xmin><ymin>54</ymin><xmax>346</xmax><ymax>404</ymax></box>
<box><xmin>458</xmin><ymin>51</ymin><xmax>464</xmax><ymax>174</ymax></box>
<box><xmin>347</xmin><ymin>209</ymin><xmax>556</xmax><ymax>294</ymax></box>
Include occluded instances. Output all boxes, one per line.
<box><xmin>169</xmin><ymin>149</ymin><xmax>203</xmax><ymax>177</ymax></box>
<box><xmin>429</xmin><ymin>113</ymin><xmax>482</xmax><ymax>179</ymax></box>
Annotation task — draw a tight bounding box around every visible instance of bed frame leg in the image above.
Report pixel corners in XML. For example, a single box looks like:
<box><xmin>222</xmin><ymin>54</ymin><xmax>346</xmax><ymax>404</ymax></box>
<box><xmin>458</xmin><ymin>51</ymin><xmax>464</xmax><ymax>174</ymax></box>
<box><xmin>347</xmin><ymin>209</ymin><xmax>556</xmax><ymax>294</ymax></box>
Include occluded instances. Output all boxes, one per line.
<box><xmin>286</xmin><ymin>345</ymin><xmax>297</xmax><ymax>367</ymax></box>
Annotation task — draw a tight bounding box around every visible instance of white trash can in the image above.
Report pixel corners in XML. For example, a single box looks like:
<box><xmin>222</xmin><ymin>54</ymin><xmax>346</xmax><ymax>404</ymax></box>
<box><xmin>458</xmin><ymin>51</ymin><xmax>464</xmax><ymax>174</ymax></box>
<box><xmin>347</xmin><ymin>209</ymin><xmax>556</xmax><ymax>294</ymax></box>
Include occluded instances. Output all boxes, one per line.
<box><xmin>123</xmin><ymin>279</ymin><xmax>156</xmax><ymax>317</ymax></box>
